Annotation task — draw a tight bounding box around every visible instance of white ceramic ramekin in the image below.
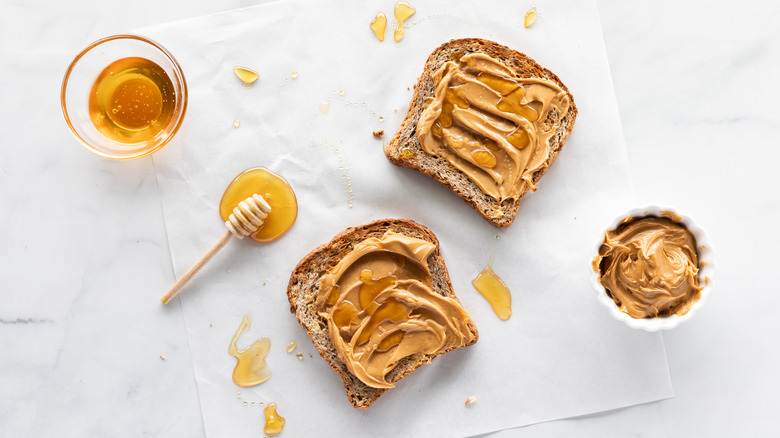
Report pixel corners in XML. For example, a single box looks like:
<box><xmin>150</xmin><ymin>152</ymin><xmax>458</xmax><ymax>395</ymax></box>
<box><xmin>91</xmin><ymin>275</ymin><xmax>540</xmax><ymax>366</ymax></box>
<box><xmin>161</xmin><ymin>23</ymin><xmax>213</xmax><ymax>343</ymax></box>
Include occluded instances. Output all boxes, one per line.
<box><xmin>591</xmin><ymin>205</ymin><xmax>715</xmax><ymax>331</ymax></box>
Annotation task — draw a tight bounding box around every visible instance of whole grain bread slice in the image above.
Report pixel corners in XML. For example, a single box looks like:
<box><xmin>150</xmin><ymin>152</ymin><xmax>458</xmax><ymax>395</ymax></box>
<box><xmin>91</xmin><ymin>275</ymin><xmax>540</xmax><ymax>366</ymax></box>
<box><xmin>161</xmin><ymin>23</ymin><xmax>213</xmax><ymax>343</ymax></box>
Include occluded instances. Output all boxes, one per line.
<box><xmin>286</xmin><ymin>219</ymin><xmax>479</xmax><ymax>409</ymax></box>
<box><xmin>385</xmin><ymin>38</ymin><xmax>578</xmax><ymax>227</ymax></box>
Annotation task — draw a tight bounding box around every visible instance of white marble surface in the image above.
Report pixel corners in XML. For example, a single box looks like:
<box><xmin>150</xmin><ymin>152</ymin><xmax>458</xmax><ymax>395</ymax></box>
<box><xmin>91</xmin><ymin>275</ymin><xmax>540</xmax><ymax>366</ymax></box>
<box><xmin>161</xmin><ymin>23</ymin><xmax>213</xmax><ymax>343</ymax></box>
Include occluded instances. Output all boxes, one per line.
<box><xmin>1</xmin><ymin>0</ymin><xmax>778</xmax><ymax>436</ymax></box>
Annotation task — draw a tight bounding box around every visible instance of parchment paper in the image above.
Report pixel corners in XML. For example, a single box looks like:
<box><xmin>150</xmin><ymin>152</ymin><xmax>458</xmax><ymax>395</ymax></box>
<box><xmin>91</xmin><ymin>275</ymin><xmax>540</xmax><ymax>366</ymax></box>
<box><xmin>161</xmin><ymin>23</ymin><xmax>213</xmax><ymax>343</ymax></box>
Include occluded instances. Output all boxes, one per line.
<box><xmin>141</xmin><ymin>0</ymin><xmax>673</xmax><ymax>436</ymax></box>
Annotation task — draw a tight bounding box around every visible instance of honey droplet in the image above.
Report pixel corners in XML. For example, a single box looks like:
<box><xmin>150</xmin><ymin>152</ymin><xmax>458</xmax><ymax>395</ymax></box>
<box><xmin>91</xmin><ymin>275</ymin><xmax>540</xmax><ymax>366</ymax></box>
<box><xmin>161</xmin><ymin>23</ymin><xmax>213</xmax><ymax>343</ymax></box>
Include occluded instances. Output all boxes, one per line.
<box><xmin>319</xmin><ymin>101</ymin><xmax>330</xmax><ymax>114</ymax></box>
<box><xmin>286</xmin><ymin>341</ymin><xmax>297</xmax><ymax>353</ymax></box>
<box><xmin>228</xmin><ymin>315</ymin><xmax>272</xmax><ymax>387</ymax></box>
<box><xmin>524</xmin><ymin>7</ymin><xmax>537</xmax><ymax>28</ymax></box>
<box><xmin>471</xmin><ymin>149</ymin><xmax>497</xmax><ymax>168</ymax></box>
<box><xmin>233</xmin><ymin>66</ymin><xmax>259</xmax><ymax>85</ymax></box>
<box><xmin>233</xmin><ymin>119</ymin><xmax>240</xmax><ymax>128</ymax></box>
<box><xmin>399</xmin><ymin>148</ymin><xmax>414</xmax><ymax>159</ymax></box>
<box><xmin>370</xmin><ymin>12</ymin><xmax>387</xmax><ymax>42</ymax></box>
<box><xmin>339</xmin><ymin>87</ymin><xmax>346</xmax><ymax>96</ymax></box>
<box><xmin>472</xmin><ymin>266</ymin><xmax>512</xmax><ymax>320</ymax></box>
<box><xmin>291</xmin><ymin>70</ymin><xmax>298</xmax><ymax>79</ymax></box>
<box><xmin>393</xmin><ymin>2</ymin><xmax>416</xmax><ymax>42</ymax></box>
<box><xmin>263</xmin><ymin>403</ymin><xmax>286</xmax><ymax>435</ymax></box>
<box><xmin>378</xmin><ymin>116</ymin><xmax>384</xmax><ymax>122</ymax></box>
<box><xmin>296</xmin><ymin>352</ymin><xmax>304</xmax><ymax>360</ymax></box>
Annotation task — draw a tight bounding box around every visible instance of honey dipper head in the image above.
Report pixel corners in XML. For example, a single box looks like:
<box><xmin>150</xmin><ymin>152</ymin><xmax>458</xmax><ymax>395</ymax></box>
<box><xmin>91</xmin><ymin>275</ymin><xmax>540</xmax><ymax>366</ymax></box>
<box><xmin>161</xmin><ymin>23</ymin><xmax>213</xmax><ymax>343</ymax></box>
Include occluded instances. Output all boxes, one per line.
<box><xmin>225</xmin><ymin>194</ymin><xmax>271</xmax><ymax>239</ymax></box>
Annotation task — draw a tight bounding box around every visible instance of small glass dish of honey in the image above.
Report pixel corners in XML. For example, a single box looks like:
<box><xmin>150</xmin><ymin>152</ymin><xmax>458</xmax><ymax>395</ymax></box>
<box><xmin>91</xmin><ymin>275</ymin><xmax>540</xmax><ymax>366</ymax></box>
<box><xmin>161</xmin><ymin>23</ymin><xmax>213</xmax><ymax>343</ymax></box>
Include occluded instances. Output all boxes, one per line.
<box><xmin>61</xmin><ymin>35</ymin><xmax>187</xmax><ymax>160</ymax></box>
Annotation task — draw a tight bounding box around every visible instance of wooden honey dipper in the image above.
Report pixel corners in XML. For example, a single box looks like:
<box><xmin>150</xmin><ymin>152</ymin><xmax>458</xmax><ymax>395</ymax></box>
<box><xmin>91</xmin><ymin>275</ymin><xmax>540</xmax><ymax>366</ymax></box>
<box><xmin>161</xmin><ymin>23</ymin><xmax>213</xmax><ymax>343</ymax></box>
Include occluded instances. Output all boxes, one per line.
<box><xmin>160</xmin><ymin>194</ymin><xmax>271</xmax><ymax>304</ymax></box>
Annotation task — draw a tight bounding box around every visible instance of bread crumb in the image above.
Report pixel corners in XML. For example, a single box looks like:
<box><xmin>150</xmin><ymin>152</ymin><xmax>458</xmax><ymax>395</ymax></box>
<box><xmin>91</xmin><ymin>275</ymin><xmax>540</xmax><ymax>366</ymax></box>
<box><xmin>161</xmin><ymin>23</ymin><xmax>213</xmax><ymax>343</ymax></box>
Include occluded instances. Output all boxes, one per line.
<box><xmin>226</xmin><ymin>267</ymin><xmax>231</xmax><ymax>272</ymax></box>
<box><xmin>210</xmin><ymin>323</ymin><xmax>213</xmax><ymax>327</ymax></box>
<box><xmin>373</xmin><ymin>130</ymin><xmax>384</xmax><ymax>138</ymax></box>
<box><xmin>465</xmin><ymin>395</ymin><xmax>477</xmax><ymax>406</ymax></box>
<box><xmin>159</xmin><ymin>355</ymin><xmax>166</xmax><ymax>360</ymax></box>
<box><xmin>296</xmin><ymin>353</ymin><xmax>304</xmax><ymax>360</ymax></box>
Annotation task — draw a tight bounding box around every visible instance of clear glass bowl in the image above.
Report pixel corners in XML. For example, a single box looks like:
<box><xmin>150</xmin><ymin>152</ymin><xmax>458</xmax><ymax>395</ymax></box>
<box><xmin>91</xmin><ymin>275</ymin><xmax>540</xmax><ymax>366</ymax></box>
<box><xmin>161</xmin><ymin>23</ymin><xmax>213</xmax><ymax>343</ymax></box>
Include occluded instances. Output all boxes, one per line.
<box><xmin>61</xmin><ymin>34</ymin><xmax>187</xmax><ymax>160</ymax></box>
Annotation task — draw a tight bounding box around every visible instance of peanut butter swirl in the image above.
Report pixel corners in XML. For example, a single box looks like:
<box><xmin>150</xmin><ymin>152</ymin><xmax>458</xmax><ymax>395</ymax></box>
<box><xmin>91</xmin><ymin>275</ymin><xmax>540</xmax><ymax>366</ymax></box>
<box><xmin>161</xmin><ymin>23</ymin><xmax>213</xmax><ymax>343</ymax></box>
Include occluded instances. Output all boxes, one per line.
<box><xmin>417</xmin><ymin>53</ymin><xmax>571</xmax><ymax>200</ymax></box>
<box><xmin>315</xmin><ymin>231</ymin><xmax>476</xmax><ymax>389</ymax></box>
<box><xmin>595</xmin><ymin>217</ymin><xmax>702</xmax><ymax>319</ymax></box>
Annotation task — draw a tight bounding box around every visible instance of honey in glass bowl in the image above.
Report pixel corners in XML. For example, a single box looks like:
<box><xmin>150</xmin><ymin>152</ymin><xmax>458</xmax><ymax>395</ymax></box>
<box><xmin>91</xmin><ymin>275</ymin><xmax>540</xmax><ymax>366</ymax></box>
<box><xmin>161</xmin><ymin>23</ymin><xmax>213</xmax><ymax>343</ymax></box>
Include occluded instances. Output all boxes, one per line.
<box><xmin>61</xmin><ymin>35</ymin><xmax>187</xmax><ymax>160</ymax></box>
<box><xmin>88</xmin><ymin>57</ymin><xmax>176</xmax><ymax>144</ymax></box>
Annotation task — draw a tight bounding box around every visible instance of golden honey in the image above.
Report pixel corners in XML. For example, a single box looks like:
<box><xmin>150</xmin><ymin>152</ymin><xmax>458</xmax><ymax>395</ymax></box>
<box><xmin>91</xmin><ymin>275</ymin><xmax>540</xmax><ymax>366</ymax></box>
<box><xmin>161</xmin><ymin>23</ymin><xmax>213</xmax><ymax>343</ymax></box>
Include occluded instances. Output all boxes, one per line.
<box><xmin>220</xmin><ymin>167</ymin><xmax>298</xmax><ymax>243</ymax></box>
<box><xmin>432</xmin><ymin>73</ymin><xmax>537</xmax><ymax>153</ymax></box>
<box><xmin>88</xmin><ymin>57</ymin><xmax>176</xmax><ymax>144</ymax></box>
<box><xmin>393</xmin><ymin>2</ymin><xmax>416</xmax><ymax>42</ymax></box>
<box><xmin>370</xmin><ymin>12</ymin><xmax>388</xmax><ymax>41</ymax></box>
<box><xmin>524</xmin><ymin>7</ymin><xmax>537</xmax><ymax>28</ymax></box>
<box><xmin>233</xmin><ymin>66</ymin><xmax>259</xmax><ymax>85</ymax></box>
<box><xmin>472</xmin><ymin>265</ymin><xmax>512</xmax><ymax>320</ymax></box>
<box><xmin>319</xmin><ymin>101</ymin><xmax>330</xmax><ymax>114</ymax></box>
<box><xmin>228</xmin><ymin>315</ymin><xmax>271</xmax><ymax>387</ymax></box>
<box><xmin>285</xmin><ymin>341</ymin><xmax>297</xmax><ymax>353</ymax></box>
<box><xmin>263</xmin><ymin>403</ymin><xmax>286</xmax><ymax>434</ymax></box>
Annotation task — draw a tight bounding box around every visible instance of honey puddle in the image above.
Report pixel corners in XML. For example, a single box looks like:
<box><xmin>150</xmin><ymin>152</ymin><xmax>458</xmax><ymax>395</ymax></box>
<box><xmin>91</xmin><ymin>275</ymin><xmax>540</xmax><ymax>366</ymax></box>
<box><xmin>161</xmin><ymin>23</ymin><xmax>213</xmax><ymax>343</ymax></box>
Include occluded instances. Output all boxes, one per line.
<box><xmin>228</xmin><ymin>315</ymin><xmax>271</xmax><ymax>387</ymax></box>
<box><xmin>263</xmin><ymin>402</ymin><xmax>286</xmax><ymax>434</ymax></box>
<box><xmin>472</xmin><ymin>253</ymin><xmax>512</xmax><ymax>320</ymax></box>
<box><xmin>220</xmin><ymin>167</ymin><xmax>298</xmax><ymax>243</ymax></box>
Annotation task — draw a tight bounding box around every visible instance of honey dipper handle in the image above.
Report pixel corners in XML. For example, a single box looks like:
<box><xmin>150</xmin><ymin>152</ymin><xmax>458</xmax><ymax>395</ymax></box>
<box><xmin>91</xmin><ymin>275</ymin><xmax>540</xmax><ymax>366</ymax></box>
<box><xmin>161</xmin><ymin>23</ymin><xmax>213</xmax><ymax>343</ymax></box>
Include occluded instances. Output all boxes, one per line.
<box><xmin>160</xmin><ymin>231</ymin><xmax>234</xmax><ymax>305</ymax></box>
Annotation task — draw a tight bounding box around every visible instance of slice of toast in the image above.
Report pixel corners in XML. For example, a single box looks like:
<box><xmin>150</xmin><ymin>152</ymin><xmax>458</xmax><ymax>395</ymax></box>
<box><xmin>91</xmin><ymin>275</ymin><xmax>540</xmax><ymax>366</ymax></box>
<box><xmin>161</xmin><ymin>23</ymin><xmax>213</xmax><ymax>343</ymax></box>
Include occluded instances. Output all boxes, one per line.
<box><xmin>286</xmin><ymin>219</ymin><xmax>478</xmax><ymax>409</ymax></box>
<box><xmin>385</xmin><ymin>38</ymin><xmax>578</xmax><ymax>227</ymax></box>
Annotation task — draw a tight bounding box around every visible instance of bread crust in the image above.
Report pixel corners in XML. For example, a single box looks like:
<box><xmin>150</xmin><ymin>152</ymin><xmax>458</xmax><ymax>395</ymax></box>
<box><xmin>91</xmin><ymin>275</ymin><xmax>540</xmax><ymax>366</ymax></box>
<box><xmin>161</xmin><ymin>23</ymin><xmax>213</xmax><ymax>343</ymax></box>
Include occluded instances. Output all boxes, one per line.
<box><xmin>385</xmin><ymin>38</ymin><xmax>578</xmax><ymax>227</ymax></box>
<box><xmin>286</xmin><ymin>219</ymin><xmax>478</xmax><ymax>409</ymax></box>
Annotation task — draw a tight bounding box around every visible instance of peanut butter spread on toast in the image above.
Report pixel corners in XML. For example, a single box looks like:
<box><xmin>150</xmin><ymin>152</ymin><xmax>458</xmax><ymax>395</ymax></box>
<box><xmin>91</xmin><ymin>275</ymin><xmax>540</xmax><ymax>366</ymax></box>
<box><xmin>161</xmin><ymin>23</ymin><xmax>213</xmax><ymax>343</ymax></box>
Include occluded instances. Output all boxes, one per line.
<box><xmin>417</xmin><ymin>53</ymin><xmax>571</xmax><ymax>200</ymax></box>
<box><xmin>316</xmin><ymin>231</ymin><xmax>476</xmax><ymax>388</ymax></box>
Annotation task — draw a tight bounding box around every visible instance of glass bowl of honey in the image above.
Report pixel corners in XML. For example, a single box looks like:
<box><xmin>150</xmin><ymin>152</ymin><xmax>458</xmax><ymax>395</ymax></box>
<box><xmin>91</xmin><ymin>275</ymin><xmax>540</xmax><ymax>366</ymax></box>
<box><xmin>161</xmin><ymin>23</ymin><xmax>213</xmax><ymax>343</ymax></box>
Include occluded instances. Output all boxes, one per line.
<box><xmin>61</xmin><ymin>34</ymin><xmax>187</xmax><ymax>160</ymax></box>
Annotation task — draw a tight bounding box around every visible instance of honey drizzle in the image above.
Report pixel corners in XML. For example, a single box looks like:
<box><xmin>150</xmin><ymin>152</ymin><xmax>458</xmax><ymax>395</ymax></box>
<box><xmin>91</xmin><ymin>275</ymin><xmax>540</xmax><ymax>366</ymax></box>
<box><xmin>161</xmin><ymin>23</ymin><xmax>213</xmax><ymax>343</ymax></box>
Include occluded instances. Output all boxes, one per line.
<box><xmin>432</xmin><ymin>70</ymin><xmax>537</xmax><ymax>161</ymax></box>
<box><xmin>472</xmin><ymin>252</ymin><xmax>512</xmax><ymax>320</ymax></box>
<box><xmin>393</xmin><ymin>2</ymin><xmax>416</xmax><ymax>42</ymax></box>
<box><xmin>228</xmin><ymin>315</ymin><xmax>272</xmax><ymax>387</ymax></box>
<box><xmin>263</xmin><ymin>403</ymin><xmax>286</xmax><ymax>435</ymax></box>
